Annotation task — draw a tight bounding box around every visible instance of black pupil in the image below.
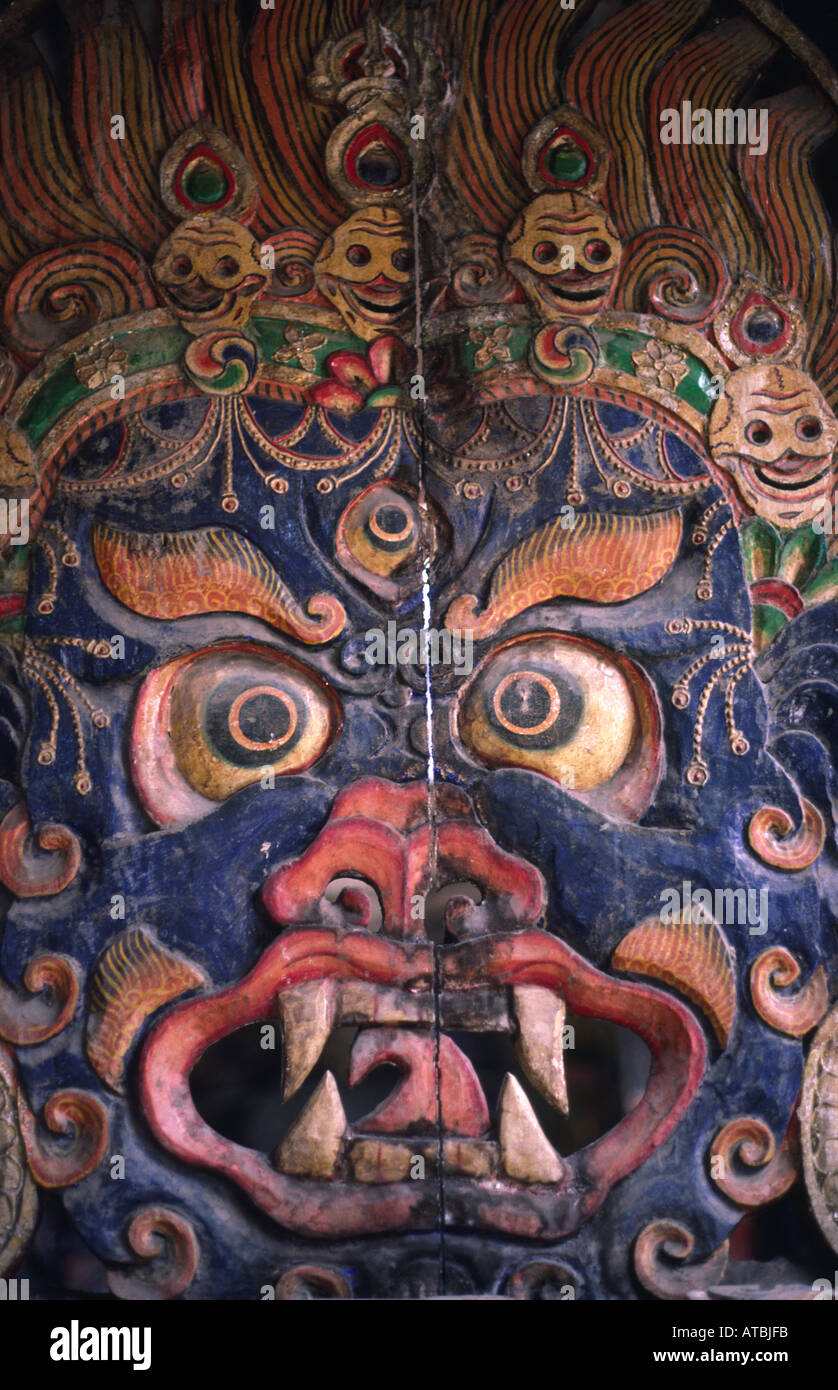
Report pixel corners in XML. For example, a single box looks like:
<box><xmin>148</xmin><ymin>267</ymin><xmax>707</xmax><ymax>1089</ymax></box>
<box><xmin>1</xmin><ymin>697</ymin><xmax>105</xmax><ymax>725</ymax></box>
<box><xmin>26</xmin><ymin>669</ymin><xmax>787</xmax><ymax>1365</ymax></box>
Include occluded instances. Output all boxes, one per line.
<box><xmin>801</xmin><ymin>419</ymin><xmax>821</xmax><ymax>438</ymax></box>
<box><xmin>237</xmin><ymin>691</ymin><xmax>290</xmax><ymax>744</ymax></box>
<box><xmin>535</xmin><ymin>243</ymin><xmax>557</xmax><ymax>263</ymax></box>
<box><xmin>358</xmin><ymin>149</ymin><xmax>402</xmax><ymax>187</ymax></box>
<box><xmin>752</xmin><ymin>423</ymin><xmax>771</xmax><ymax>442</ymax></box>
<box><xmin>746</xmin><ymin>312</ymin><xmax>782</xmax><ymax>343</ymax></box>
<box><xmin>499</xmin><ymin>678</ymin><xmax>553</xmax><ymax>730</ymax></box>
<box><xmin>375</xmin><ymin>505</ymin><xmax>408</xmax><ymax>535</ymax></box>
<box><xmin>348</xmin><ymin>244</ymin><xmax>371</xmax><ymax>266</ymax></box>
<box><xmin>392</xmin><ymin>250</ymin><xmax>410</xmax><ymax>271</ymax></box>
<box><xmin>588</xmin><ymin>242</ymin><xmax>608</xmax><ymax>263</ymax></box>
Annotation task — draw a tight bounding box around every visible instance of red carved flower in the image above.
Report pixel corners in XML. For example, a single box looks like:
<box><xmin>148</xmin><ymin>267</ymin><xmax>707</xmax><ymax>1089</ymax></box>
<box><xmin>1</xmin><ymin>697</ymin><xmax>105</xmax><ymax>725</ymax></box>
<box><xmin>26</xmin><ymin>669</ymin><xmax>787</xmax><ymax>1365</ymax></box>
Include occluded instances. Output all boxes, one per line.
<box><xmin>308</xmin><ymin>336</ymin><xmax>410</xmax><ymax>415</ymax></box>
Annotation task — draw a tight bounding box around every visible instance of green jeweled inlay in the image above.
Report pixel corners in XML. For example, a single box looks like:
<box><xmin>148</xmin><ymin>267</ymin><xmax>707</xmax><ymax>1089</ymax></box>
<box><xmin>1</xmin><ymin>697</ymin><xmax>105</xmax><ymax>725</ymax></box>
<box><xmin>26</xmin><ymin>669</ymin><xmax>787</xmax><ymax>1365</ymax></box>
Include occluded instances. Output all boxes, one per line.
<box><xmin>184</xmin><ymin>162</ymin><xmax>229</xmax><ymax>205</ymax></box>
<box><xmin>548</xmin><ymin>145</ymin><xmax>588</xmax><ymax>182</ymax></box>
<box><xmin>19</xmin><ymin>326</ymin><xmax>190</xmax><ymax>444</ymax></box>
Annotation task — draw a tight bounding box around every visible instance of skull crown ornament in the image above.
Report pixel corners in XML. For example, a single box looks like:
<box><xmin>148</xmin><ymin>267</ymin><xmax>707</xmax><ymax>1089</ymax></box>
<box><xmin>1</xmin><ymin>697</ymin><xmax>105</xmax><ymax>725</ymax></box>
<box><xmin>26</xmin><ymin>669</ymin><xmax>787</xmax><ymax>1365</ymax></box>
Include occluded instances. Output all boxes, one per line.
<box><xmin>0</xmin><ymin>0</ymin><xmax>837</xmax><ymax>1305</ymax></box>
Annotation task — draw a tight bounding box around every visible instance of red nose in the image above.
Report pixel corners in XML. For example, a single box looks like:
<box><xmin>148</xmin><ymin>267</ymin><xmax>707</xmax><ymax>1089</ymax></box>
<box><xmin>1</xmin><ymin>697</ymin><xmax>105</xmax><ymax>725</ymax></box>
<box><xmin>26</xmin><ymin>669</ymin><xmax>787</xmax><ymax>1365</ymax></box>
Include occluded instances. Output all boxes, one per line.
<box><xmin>261</xmin><ymin>778</ymin><xmax>545</xmax><ymax>940</ymax></box>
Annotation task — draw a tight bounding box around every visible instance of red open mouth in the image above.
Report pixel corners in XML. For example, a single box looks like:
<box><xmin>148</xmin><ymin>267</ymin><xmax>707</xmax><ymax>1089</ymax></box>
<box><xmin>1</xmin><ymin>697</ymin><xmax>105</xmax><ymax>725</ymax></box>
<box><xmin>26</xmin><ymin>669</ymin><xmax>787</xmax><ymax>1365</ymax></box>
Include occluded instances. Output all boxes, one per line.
<box><xmin>139</xmin><ymin>780</ymin><xmax>705</xmax><ymax>1239</ymax></box>
<box><xmin>341</xmin><ymin>276</ymin><xmax>413</xmax><ymax>321</ymax></box>
<box><xmin>544</xmin><ymin>268</ymin><xmax>613</xmax><ymax>303</ymax></box>
<box><xmin>749</xmin><ymin>452</ymin><xmax>830</xmax><ymax>492</ymax></box>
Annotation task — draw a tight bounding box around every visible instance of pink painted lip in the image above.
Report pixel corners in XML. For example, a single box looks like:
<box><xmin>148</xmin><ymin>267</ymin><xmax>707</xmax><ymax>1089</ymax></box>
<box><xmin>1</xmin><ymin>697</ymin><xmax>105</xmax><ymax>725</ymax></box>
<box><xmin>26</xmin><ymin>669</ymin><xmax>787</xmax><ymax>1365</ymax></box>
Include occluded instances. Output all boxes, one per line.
<box><xmin>139</xmin><ymin>922</ymin><xmax>706</xmax><ymax>1240</ymax></box>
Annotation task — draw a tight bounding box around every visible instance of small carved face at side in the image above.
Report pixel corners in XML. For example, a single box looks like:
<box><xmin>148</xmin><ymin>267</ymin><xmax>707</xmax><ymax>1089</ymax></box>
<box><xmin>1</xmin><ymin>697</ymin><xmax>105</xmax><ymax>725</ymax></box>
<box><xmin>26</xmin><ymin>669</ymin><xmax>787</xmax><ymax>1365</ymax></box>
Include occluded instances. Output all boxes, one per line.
<box><xmin>314</xmin><ymin>206</ymin><xmax>413</xmax><ymax>341</ymax></box>
<box><xmin>153</xmin><ymin>217</ymin><xmax>271</xmax><ymax>334</ymax></box>
<box><xmin>504</xmin><ymin>193</ymin><xmax>622</xmax><ymax>320</ymax></box>
<box><xmin>709</xmin><ymin>365</ymin><xmax>838</xmax><ymax>529</ymax></box>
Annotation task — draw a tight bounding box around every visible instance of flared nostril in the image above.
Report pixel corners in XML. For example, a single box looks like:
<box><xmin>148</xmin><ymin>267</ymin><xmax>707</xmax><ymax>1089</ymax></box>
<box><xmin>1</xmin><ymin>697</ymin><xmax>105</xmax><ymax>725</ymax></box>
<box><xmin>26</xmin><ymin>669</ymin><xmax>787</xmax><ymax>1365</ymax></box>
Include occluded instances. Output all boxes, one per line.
<box><xmin>323</xmin><ymin>877</ymin><xmax>383</xmax><ymax>932</ymax></box>
<box><xmin>423</xmin><ymin>880</ymin><xmax>483</xmax><ymax>944</ymax></box>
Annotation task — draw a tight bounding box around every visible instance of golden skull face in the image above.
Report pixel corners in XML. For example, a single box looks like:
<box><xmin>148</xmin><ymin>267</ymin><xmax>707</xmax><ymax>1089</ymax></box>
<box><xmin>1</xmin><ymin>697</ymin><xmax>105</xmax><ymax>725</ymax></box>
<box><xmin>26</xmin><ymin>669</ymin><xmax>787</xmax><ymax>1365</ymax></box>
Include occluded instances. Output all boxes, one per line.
<box><xmin>153</xmin><ymin>217</ymin><xmax>270</xmax><ymax>334</ymax></box>
<box><xmin>504</xmin><ymin>193</ymin><xmax>622</xmax><ymax>320</ymax></box>
<box><xmin>314</xmin><ymin>206</ymin><xmax>413</xmax><ymax>341</ymax></box>
<box><xmin>709</xmin><ymin>365</ymin><xmax>838</xmax><ymax>529</ymax></box>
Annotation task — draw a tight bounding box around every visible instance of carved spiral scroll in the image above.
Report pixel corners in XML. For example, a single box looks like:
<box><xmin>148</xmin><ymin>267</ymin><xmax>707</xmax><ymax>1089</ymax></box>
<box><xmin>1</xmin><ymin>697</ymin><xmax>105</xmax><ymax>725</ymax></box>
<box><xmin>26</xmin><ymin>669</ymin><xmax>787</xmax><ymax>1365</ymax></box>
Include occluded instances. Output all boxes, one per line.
<box><xmin>634</xmin><ymin>1220</ymin><xmax>729</xmax><ymax>1300</ymax></box>
<box><xmin>0</xmin><ymin>804</ymin><xmax>82</xmax><ymax>898</ymax></box>
<box><xmin>265</xmin><ymin>227</ymin><xmax>320</xmax><ymax>300</ymax></box>
<box><xmin>108</xmin><ymin>1207</ymin><xmax>199</xmax><ymax>1300</ymax></box>
<box><xmin>747</xmin><ymin>800</ymin><xmax>825</xmax><ymax>870</ymax></box>
<box><xmin>613</xmin><ymin>228</ymin><xmax>730</xmax><ymax>329</ymax></box>
<box><xmin>451</xmin><ymin>234</ymin><xmax>520</xmax><ymax>306</ymax></box>
<box><xmin>2</xmin><ymin>242</ymin><xmax>157</xmax><ymax>365</ymax></box>
<box><xmin>275</xmin><ymin>1265</ymin><xmax>352</xmax><ymax>1300</ymax></box>
<box><xmin>750</xmin><ymin>947</ymin><xmax>828</xmax><ymax>1037</ymax></box>
<box><xmin>19</xmin><ymin>1089</ymin><xmax>108</xmax><ymax>1188</ymax></box>
<box><xmin>0</xmin><ymin>954</ymin><xmax>80</xmax><ymax>1046</ymax></box>
<box><xmin>709</xmin><ymin>1115</ymin><xmax>799</xmax><ymax>1206</ymax></box>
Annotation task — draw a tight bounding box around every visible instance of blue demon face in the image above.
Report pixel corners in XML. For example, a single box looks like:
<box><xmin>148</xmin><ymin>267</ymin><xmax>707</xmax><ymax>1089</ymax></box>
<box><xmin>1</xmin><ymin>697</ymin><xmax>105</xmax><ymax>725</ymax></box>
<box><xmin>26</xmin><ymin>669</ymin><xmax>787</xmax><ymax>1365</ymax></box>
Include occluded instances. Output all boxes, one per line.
<box><xmin>2</xmin><ymin>383</ymin><xmax>832</xmax><ymax>1300</ymax></box>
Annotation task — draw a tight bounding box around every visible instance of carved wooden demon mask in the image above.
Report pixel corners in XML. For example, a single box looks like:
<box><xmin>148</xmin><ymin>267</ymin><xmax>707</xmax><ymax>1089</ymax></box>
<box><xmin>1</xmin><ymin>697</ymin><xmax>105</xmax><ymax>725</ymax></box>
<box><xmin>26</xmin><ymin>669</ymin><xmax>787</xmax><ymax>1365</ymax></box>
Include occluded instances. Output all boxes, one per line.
<box><xmin>1</xmin><ymin>1</ymin><xmax>838</xmax><ymax>1305</ymax></box>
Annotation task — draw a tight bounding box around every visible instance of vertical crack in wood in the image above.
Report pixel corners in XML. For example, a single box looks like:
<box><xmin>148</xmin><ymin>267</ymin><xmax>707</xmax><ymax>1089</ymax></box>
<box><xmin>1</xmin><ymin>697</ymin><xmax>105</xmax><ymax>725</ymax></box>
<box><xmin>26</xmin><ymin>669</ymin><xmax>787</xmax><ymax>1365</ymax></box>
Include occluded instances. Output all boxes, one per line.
<box><xmin>406</xmin><ymin>0</ymin><xmax>446</xmax><ymax>1295</ymax></box>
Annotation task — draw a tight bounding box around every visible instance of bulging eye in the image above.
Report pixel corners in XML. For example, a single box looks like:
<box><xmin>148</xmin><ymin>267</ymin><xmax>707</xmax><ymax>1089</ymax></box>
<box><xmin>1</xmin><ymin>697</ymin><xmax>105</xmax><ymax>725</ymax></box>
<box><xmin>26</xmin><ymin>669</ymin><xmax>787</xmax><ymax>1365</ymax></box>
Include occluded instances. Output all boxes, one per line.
<box><xmin>797</xmin><ymin>416</ymin><xmax>823</xmax><ymax>442</ymax></box>
<box><xmin>171</xmin><ymin>255</ymin><xmax>193</xmax><ymax>277</ymax></box>
<box><xmin>391</xmin><ymin>248</ymin><xmax>411</xmax><ymax>273</ymax></box>
<box><xmin>584</xmin><ymin>239</ymin><xmax>611</xmax><ymax>265</ymax></box>
<box><xmin>131</xmin><ymin>643</ymin><xmax>342</xmax><ymax>827</ymax></box>
<box><xmin>745</xmin><ymin>420</ymin><xmax>772</xmax><ymax>446</ymax></box>
<box><xmin>533</xmin><ymin>241</ymin><xmax>558</xmax><ymax>264</ymax></box>
<box><xmin>214</xmin><ymin>255</ymin><xmax>239</xmax><ymax>279</ymax></box>
<box><xmin>455</xmin><ymin>633</ymin><xmax>661</xmax><ymax>820</ymax></box>
<box><xmin>346</xmin><ymin>243</ymin><xmax>372</xmax><ymax>267</ymax></box>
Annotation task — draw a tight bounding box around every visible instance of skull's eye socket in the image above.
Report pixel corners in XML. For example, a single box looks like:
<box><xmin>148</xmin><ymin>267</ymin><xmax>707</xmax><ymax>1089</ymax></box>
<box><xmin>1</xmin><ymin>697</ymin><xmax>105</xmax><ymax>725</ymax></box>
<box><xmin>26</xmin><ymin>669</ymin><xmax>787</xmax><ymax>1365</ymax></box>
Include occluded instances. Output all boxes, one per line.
<box><xmin>347</xmin><ymin>243</ymin><xmax>371</xmax><ymax>267</ymax></box>
<box><xmin>455</xmin><ymin>633</ymin><xmax>661</xmax><ymax>821</ymax></box>
<box><xmin>533</xmin><ymin>241</ymin><xmax>558</xmax><ymax>264</ymax></box>
<box><xmin>391</xmin><ymin>248</ymin><xmax>411</xmax><ymax>273</ymax></box>
<box><xmin>171</xmin><ymin>255</ymin><xmax>192</xmax><ymax>277</ymax></box>
<box><xmin>745</xmin><ymin>420</ymin><xmax>772</xmax><ymax>446</ymax></box>
<box><xmin>131</xmin><ymin>643</ymin><xmax>342</xmax><ymax>827</ymax></box>
<box><xmin>214</xmin><ymin>256</ymin><xmax>239</xmax><ymax>280</ymax></box>
<box><xmin>584</xmin><ymin>239</ymin><xmax>611</xmax><ymax>265</ymax></box>
<box><xmin>797</xmin><ymin>416</ymin><xmax>823</xmax><ymax>442</ymax></box>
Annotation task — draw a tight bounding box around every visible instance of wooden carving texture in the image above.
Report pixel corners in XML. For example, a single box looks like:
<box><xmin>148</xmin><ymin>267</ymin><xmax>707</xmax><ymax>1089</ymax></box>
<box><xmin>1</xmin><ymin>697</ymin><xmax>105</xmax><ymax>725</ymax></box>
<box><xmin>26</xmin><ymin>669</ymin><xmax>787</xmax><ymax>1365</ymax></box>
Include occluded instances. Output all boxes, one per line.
<box><xmin>0</xmin><ymin>0</ymin><xmax>835</xmax><ymax>1302</ymax></box>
